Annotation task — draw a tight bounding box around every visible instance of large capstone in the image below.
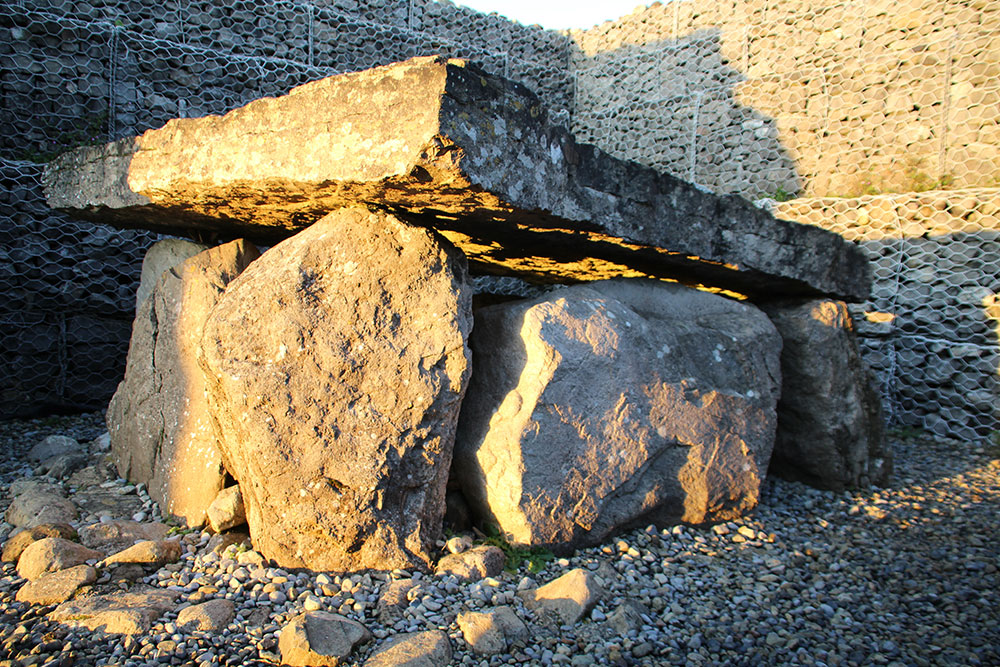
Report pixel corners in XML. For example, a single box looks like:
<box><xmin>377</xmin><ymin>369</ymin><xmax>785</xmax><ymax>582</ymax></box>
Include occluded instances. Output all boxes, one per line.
<box><xmin>198</xmin><ymin>207</ymin><xmax>473</xmax><ymax>572</ymax></box>
<box><xmin>44</xmin><ymin>56</ymin><xmax>869</xmax><ymax>302</ymax></box>
<box><xmin>108</xmin><ymin>239</ymin><xmax>260</xmax><ymax>526</ymax></box>
<box><xmin>452</xmin><ymin>280</ymin><xmax>782</xmax><ymax>552</ymax></box>
<box><xmin>761</xmin><ymin>299</ymin><xmax>892</xmax><ymax>490</ymax></box>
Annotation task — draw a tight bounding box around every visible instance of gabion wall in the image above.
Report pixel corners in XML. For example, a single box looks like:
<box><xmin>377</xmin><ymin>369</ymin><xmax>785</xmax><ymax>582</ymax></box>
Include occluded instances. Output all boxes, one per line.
<box><xmin>0</xmin><ymin>0</ymin><xmax>573</xmax><ymax>419</ymax></box>
<box><xmin>775</xmin><ymin>191</ymin><xmax>1000</xmax><ymax>443</ymax></box>
<box><xmin>570</xmin><ymin>0</ymin><xmax>1000</xmax><ymax>200</ymax></box>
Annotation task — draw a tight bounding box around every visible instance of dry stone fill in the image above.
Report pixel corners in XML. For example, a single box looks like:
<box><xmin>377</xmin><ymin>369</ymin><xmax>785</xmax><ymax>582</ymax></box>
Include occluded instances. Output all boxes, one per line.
<box><xmin>278</xmin><ymin>611</ymin><xmax>371</xmax><ymax>666</ymax></box>
<box><xmin>453</xmin><ymin>279</ymin><xmax>781</xmax><ymax>552</ymax></box>
<box><xmin>15</xmin><ymin>563</ymin><xmax>96</xmax><ymax>605</ymax></box>
<box><xmin>43</xmin><ymin>56</ymin><xmax>869</xmax><ymax>302</ymax></box>
<box><xmin>199</xmin><ymin>207</ymin><xmax>473</xmax><ymax>572</ymax></box>
<box><xmin>16</xmin><ymin>537</ymin><xmax>101</xmax><ymax>581</ymax></box>
<box><xmin>108</xmin><ymin>238</ymin><xmax>260</xmax><ymax>527</ymax></box>
<box><xmin>762</xmin><ymin>299</ymin><xmax>892</xmax><ymax>490</ymax></box>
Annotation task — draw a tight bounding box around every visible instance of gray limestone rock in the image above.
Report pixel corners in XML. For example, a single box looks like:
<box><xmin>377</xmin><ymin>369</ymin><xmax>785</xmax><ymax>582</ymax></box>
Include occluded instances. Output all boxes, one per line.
<box><xmin>1</xmin><ymin>524</ymin><xmax>77</xmax><ymax>563</ymax></box>
<box><xmin>135</xmin><ymin>237</ymin><xmax>208</xmax><ymax>313</ymax></box>
<box><xmin>434</xmin><ymin>545</ymin><xmax>505</xmax><ymax>582</ymax></box>
<box><xmin>15</xmin><ymin>564</ymin><xmax>97</xmax><ymax>605</ymax></box>
<box><xmin>16</xmin><ymin>537</ymin><xmax>102</xmax><ymax>581</ymax></box>
<box><xmin>198</xmin><ymin>208</ymin><xmax>473</xmax><ymax>572</ymax></box>
<box><xmin>363</xmin><ymin>630</ymin><xmax>452</xmax><ymax>667</ymax></box>
<box><xmin>176</xmin><ymin>598</ymin><xmax>235</xmax><ymax>632</ymax></box>
<box><xmin>278</xmin><ymin>612</ymin><xmax>371</xmax><ymax>667</ymax></box>
<box><xmin>27</xmin><ymin>435</ymin><xmax>82</xmax><ymax>462</ymax></box>
<box><xmin>44</xmin><ymin>56</ymin><xmax>869</xmax><ymax>301</ymax></box>
<box><xmin>101</xmin><ymin>539</ymin><xmax>183</xmax><ymax>567</ymax></box>
<box><xmin>453</xmin><ymin>279</ymin><xmax>781</xmax><ymax>552</ymax></box>
<box><xmin>761</xmin><ymin>299</ymin><xmax>892</xmax><ymax>490</ymax></box>
<box><xmin>108</xmin><ymin>239</ymin><xmax>260</xmax><ymax>527</ymax></box>
<box><xmin>206</xmin><ymin>484</ymin><xmax>246</xmax><ymax>533</ymax></box>
<box><xmin>78</xmin><ymin>520</ymin><xmax>170</xmax><ymax>554</ymax></box>
<box><xmin>457</xmin><ymin>606</ymin><xmax>528</xmax><ymax>655</ymax></box>
<box><xmin>48</xmin><ymin>586</ymin><xmax>179</xmax><ymax>634</ymax></box>
<box><xmin>519</xmin><ymin>568</ymin><xmax>603</xmax><ymax>625</ymax></box>
<box><xmin>6</xmin><ymin>486</ymin><xmax>78</xmax><ymax>529</ymax></box>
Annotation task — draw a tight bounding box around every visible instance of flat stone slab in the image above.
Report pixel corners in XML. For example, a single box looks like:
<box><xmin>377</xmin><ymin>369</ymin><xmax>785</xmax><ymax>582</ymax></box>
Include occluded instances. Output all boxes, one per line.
<box><xmin>44</xmin><ymin>56</ymin><xmax>869</xmax><ymax>301</ymax></box>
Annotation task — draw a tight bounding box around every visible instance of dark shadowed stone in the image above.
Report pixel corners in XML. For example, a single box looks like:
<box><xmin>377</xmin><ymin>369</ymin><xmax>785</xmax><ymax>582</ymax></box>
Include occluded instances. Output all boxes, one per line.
<box><xmin>761</xmin><ymin>299</ymin><xmax>892</xmax><ymax>490</ymax></box>
<box><xmin>44</xmin><ymin>57</ymin><xmax>869</xmax><ymax>301</ymax></box>
<box><xmin>199</xmin><ymin>208</ymin><xmax>472</xmax><ymax>572</ymax></box>
<box><xmin>108</xmin><ymin>239</ymin><xmax>260</xmax><ymax>527</ymax></box>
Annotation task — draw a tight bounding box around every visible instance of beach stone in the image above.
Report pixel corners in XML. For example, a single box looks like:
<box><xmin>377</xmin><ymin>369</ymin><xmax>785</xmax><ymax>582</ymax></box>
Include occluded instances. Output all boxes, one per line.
<box><xmin>1</xmin><ymin>523</ymin><xmax>77</xmax><ymax>562</ymax></box>
<box><xmin>176</xmin><ymin>598</ymin><xmax>235</xmax><ymax>632</ymax></box>
<box><xmin>199</xmin><ymin>208</ymin><xmax>472</xmax><ymax>572</ymax></box>
<box><xmin>205</xmin><ymin>531</ymin><xmax>250</xmax><ymax>555</ymax></box>
<box><xmin>435</xmin><ymin>545</ymin><xmax>505</xmax><ymax>582</ymax></box>
<box><xmin>40</xmin><ymin>452</ymin><xmax>90</xmax><ymax>479</ymax></box>
<box><xmin>102</xmin><ymin>539</ymin><xmax>182</xmax><ymax>567</ymax></box>
<box><xmin>363</xmin><ymin>630</ymin><xmax>452</xmax><ymax>667</ymax></box>
<box><xmin>5</xmin><ymin>486</ymin><xmax>78</xmax><ymax>528</ymax></box>
<box><xmin>78</xmin><ymin>520</ymin><xmax>170</xmax><ymax>553</ymax></box>
<box><xmin>377</xmin><ymin>579</ymin><xmax>420</xmax><ymax>623</ymax></box>
<box><xmin>15</xmin><ymin>564</ymin><xmax>97</xmax><ymax>605</ymax></box>
<box><xmin>134</xmin><ymin>237</ymin><xmax>208</xmax><ymax>312</ymax></box>
<box><xmin>16</xmin><ymin>537</ymin><xmax>102</xmax><ymax>581</ymax></box>
<box><xmin>206</xmin><ymin>484</ymin><xmax>246</xmax><ymax>533</ymax></box>
<box><xmin>457</xmin><ymin>606</ymin><xmax>528</xmax><ymax>655</ymax></box>
<box><xmin>278</xmin><ymin>611</ymin><xmax>371</xmax><ymax>666</ymax></box>
<box><xmin>607</xmin><ymin>600</ymin><xmax>648</xmax><ymax>634</ymax></box>
<box><xmin>27</xmin><ymin>435</ymin><xmax>82</xmax><ymax>462</ymax></box>
<box><xmin>762</xmin><ymin>299</ymin><xmax>892</xmax><ymax>489</ymax></box>
<box><xmin>48</xmin><ymin>586</ymin><xmax>179</xmax><ymax>634</ymax></box>
<box><xmin>519</xmin><ymin>568</ymin><xmax>603</xmax><ymax>625</ymax></box>
<box><xmin>108</xmin><ymin>239</ymin><xmax>260</xmax><ymax>527</ymax></box>
<box><xmin>453</xmin><ymin>280</ymin><xmax>781</xmax><ymax>551</ymax></box>
<box><xmin>45</xmin><ymin>56</ymin><xmax>869</xmax><ymax>301</ymax></box>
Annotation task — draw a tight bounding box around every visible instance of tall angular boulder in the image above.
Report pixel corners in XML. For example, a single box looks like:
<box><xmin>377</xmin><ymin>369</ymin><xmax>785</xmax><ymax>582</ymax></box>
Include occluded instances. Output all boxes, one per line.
<box><xmin>198</xmin><ymin>207</ymin><xmax>473</xmax><ymax>572</ymax></box>
<box><xmin>761</xmin><ymin>299</ymin><xmax>891</xmax><ymax>489</ymax></box>
<box><xmin>135</xmin><ymin>238</ymin><xmax>208</xmax><ymax>313</ymax></box>
<box><xmin>452</xmin><ymin>280</ymin><xmax>782</xmax><ymax>552</ymax></box>
<box><xmin>108</xmin><ymin>239</ymin><xmax>260</xmax><ymax>526</ymax></box>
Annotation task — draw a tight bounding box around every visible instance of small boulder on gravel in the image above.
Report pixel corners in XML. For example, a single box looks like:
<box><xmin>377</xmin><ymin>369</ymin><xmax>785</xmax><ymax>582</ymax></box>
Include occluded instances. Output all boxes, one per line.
<box><xmin>48</xmin><ymin>586</ymin><xmax>179</xmax><ymax>634</ymax></box>
<box><xmin>102</xmin><ymin>539</ymin><xmax>182</xmax><ymax>567</ymax></box>
<box><xmin>2</xmin><ymin>523</ymin><xmax>77</xmax><ymax>562</ymax></box>
<box><xmin>278</xmin><ymin>611</ymin><xmax>371</xmax><ymax>666</ymax></box>
<box><xmin>78</xmin><ymin>520</ymin><xmax>170</xmax><ymax>554</ymax></box>
<box><xmin>364</xmin><ymin>630</ymin><xmax>452</xmax><ymax>667</ymax></box>
<box><xmin>16</xmin><ymin>537</ymin><xmax>102</xmax><ymax>581</ymax></box>
<box><xmin>435</xmin><ymin>545</ymin><xmax>505</xmax><ymax>582</ymax></box>
<box><xmin>5</xmin><ymin>486</ymin><xmax>78</xmax><ymax>528</ymax></box>
<box><xmin>519</xmin><ymin>568</ymin><xmax>603</xmax><ymax>624</ymax></box>
<box><xmin>28</xmin><ymin>435</ymin><xmax>83</xmax><ymax>462</ymax></box>
<box><xmin>15</xmin><ymin>564</ymin><xmax>97</xmax><ymax>605</ymax></box>
<box><xmin>38</xmin><ymin>452</ymin><xmax>90</xmax><ymax>479</ymax></box>
<box><xmin>207</xmin><ymin>484</ymin><xmax>246</xmax><ymax>533</ymax></box>
<box><xmin>457</xmin><ymin>606</ymin><xmax>528</xmax><ymax>655</ymax></box>
<box><xmin>176</xmin><ymin>598</ymin><xmax>235</xmax><ymax>632</ymax></box>
<box><xmin>607</xmin><ymin>600</ymin><xmax>649</xmax><ymax>634</ymax></box>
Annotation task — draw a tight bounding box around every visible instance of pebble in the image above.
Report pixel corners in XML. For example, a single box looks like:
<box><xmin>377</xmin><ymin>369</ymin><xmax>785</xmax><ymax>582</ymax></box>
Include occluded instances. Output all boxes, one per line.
<box><xmin>0</xmin><ymin>415</ymin><xmax>997</xmax><ymax>666</ymax></box>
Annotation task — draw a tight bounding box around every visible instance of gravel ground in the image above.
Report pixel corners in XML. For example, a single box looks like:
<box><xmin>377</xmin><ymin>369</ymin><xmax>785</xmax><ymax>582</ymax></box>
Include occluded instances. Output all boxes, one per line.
<box><xmin>1</xmin><ymin>411</ymin><xmax>998</xmax><ymax>666</ymax></box>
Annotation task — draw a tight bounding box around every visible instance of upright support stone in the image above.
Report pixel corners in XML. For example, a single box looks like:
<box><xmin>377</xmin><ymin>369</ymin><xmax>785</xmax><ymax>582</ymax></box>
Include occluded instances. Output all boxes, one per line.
<box><xmin>761</xmin><ymin>299</ymin><xmax>892</xmax><ymax>489</ymax></box>
<box><xmin>44</xmin><ymin>56</ymin><xmax>870</xmax><ymax>302</ymax></box>
<box><xmin>108</xmin><ymin>239</ymin><xmax>260</xmax><ymax>527</ymax></box>
<box><xmin>198</xmin><ymin>207</ymin><xmax>472</xmax><ymax>572</ymax></box>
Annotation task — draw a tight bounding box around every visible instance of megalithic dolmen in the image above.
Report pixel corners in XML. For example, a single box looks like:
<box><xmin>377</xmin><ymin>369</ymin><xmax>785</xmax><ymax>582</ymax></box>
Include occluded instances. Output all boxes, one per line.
<box><xmin>44</xmin><ymin>55</ymin><xmax>870</xmax><ymax>301</ymax></box>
